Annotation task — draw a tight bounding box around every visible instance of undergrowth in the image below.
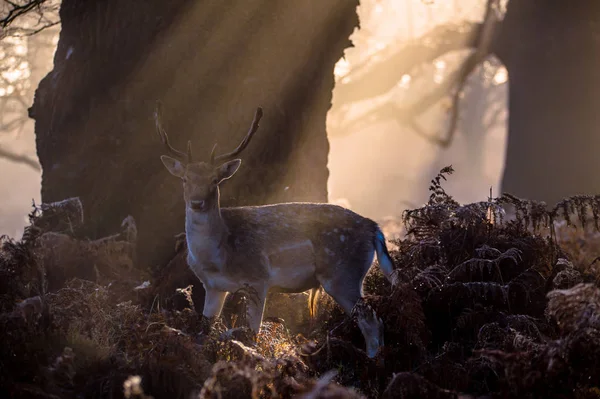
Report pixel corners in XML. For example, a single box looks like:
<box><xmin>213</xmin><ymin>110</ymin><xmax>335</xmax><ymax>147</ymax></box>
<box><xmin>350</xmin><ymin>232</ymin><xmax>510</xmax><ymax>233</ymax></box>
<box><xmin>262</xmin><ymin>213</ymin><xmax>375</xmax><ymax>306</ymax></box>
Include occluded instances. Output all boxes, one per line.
<box><xmin>2</xmin><ymin>168</ymin><xmax>600</xmax><ymax>398</ymax></box>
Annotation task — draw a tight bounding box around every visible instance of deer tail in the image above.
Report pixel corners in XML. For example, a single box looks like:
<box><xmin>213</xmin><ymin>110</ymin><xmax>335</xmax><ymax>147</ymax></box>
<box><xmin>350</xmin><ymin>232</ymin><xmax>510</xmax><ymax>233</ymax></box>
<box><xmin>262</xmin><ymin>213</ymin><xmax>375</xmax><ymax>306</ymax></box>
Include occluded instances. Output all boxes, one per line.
<box><xmin>374</xmin><ymin>227</ymin><xmax>394</xmax><ymax>283</ymax></box>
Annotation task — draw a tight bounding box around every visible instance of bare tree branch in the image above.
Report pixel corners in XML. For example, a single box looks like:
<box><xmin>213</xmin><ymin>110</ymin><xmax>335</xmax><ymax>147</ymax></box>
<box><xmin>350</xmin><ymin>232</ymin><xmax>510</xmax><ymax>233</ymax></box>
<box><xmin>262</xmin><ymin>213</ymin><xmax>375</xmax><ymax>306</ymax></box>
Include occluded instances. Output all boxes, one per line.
<box><xmin>0</xmin><ymin>114</ymin><xmax>28</xmax><ymax>132</ymax></box>
<box><xmin>440</xmin><ymin>0</ymin><xmax>500</xmax><ymax>148</ymax></box>
<box><xmin>330</xmin><ymin>57</ymin><xmax>488</xmax><ymax>141</ymax></box>
<box><xmin>333</xmin><ymin>20</ymin><xmax>493</xmax><ymax>109</ymax></box>
<box><xmin>0</xmin><ymin>0</ymin><xmax>45</xmax><ymax>28</ymax></box>
<box><xmin>330</xmin><ymin>0</ymin><xmax>503</xmax><ymax>146</ymax></box>
<box><xmin>0</xmin><ymin>0</ymin><xmax>59</xmax><ymax>38</ymax></box>
<box><xmin>17</xmin><ymin>18</ymin><xmax>58</xmax><ymax>36</ymax></box>
<box><xmin>0</xmin><ymin>146</ymin><xmax>40</xmax><ymax>171</ymax></box>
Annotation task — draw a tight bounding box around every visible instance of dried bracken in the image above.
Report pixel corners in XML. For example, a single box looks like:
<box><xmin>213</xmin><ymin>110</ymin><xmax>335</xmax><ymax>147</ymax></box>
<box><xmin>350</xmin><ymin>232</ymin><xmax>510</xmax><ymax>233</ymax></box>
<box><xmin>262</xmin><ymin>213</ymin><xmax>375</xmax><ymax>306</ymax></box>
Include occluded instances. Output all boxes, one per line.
<box><xmin>2</xmin><ymin>169</ymin><xmax>600</xmax><ymax>398</ymax></box>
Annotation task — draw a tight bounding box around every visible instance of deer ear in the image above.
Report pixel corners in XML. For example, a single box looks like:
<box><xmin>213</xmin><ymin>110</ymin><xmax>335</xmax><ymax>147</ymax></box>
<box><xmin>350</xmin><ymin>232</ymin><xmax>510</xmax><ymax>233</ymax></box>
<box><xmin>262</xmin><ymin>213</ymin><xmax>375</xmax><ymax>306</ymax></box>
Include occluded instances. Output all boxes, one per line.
<box><xmin>161</xmin><ymin>155</ymin><xmax>185</xmax><ymax>177</ymax></box>
<box><xmin>216</xmin><ymin>159</ymin><xmax>241</xmax><ymax>182</ymax></box>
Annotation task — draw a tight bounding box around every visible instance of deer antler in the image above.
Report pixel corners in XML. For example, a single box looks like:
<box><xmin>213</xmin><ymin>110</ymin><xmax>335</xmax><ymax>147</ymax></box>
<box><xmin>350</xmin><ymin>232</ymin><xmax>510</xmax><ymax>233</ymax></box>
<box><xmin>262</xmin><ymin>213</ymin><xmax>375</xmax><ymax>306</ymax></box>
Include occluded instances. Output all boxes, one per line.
<box><xmin>154</xmin><ymin>100</ymin><xmax>192</xmax><ymax>163</ymax></box>
<box><xmin>210</xmin><ymin>107</ymin><xmax>263</xmax><ymax>164</ymax></box>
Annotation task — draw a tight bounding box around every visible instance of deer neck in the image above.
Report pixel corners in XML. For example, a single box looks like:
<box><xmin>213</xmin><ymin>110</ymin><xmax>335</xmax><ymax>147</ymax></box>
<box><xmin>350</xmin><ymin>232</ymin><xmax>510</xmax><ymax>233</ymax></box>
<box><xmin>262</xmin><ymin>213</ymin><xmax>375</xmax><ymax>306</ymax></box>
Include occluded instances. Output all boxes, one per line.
<box><xmin>185</xmin><ymin>205</ymin><xmax>228</xmax><ymax>267</ymax></box>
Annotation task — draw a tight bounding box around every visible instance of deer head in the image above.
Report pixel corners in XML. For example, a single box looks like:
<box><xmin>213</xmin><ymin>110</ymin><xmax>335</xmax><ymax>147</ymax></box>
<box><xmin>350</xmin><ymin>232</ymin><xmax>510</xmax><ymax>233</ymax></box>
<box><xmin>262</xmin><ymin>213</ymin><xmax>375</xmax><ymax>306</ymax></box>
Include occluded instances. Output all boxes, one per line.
<box><xmin>154</xmin><ymin>101</ymin><xmax>263</xmax><ymax>213</ymax></box>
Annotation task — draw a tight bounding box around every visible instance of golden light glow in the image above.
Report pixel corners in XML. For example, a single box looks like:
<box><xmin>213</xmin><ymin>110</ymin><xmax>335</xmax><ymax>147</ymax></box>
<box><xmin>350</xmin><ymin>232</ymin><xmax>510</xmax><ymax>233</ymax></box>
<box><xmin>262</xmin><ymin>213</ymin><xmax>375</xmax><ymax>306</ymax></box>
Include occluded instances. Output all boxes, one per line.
<box><xmin>334</xmin><ymin>57</ymin><xmax>351</xmax><ymax>80</ymax></box>
<box><xmin>493</xmin><ymin>65</ymin><xmax>508</xmax><ymax>85</ymax></box>
<box><xmin>0</xmin><ymin>0</ymin><xmax>510</xmax><ymax>243</ymax></box>
<box><xmin>2</xmin><ymin>61</ymin><xmax>30</xmax><ymax>83</ymax></box>
<box><xmin>0</xmin><ymin>85</ymin><xmax>16</xmax><ymax>97</ymax></box>
<box><xmin>327</xmin><ymin>0</ymin><xmax>509</xmax><ymax>226</ymax></box>
<box><xmin>0</xmin><ymin>18</ymin><xmax>58</xmax><ymax>239</ymax></box>
<box><xmin>433</xmin><ymin>59</ymin><xmax>446</xmax><ymax>83</ymax></box>
<box><xmin>397</xmin><ymin>73</ymin><xmax>411</xmax><ymax>88</ymax></box>
<box><xmin>14</xmin><ymin>45</ymin><xmax>27</xmax><ymax>56</ymax></box>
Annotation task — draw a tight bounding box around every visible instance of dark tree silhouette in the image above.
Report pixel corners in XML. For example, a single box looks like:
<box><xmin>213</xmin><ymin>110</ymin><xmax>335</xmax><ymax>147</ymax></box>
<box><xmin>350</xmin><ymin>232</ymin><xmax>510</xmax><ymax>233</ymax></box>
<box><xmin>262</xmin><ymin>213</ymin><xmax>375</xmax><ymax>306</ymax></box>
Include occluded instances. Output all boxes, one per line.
<box><xmin>331</xmin><ymin>0</ymin><xmax>600</xmax><ymax>208</ymax></box>
<box><xmin>29</xmin><ymin>0</ymin><xmax>359</xmax><ymax>268</ymax></box>
<box><xmin>498</xmin><ymin>1</ymin><xmax>600</xmax><ymax>208</ymax></box>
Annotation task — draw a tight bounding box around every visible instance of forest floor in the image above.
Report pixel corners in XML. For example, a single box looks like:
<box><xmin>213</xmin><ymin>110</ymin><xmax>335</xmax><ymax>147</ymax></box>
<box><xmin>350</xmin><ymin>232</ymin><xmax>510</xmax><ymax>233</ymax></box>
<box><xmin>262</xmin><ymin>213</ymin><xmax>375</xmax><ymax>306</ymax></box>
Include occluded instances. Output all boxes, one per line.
<box><xmin>2</xmin><ymin>167</ymin><xmax>600</xmax><ymax>399</ymax></box>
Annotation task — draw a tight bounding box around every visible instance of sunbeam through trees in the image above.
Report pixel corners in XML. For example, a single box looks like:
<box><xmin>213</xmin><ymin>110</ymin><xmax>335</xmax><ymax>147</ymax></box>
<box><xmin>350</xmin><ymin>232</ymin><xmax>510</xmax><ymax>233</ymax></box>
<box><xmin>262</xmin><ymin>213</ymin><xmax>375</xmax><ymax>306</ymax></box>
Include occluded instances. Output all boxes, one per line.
<box><xmin>2</xmin><ymin>1</ymin><xmax>600</xmax><ymax>398</ymax></box>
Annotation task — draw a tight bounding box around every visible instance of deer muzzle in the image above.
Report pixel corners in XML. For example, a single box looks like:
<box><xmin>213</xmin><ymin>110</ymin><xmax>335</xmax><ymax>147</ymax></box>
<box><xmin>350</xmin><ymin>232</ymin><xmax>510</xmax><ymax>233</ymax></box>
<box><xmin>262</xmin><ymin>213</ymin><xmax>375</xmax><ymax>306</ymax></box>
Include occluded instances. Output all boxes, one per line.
<box><xmin>189</xmin><ymin>199</ymin><xmax>207</xmax><ymax>212</ymax></box>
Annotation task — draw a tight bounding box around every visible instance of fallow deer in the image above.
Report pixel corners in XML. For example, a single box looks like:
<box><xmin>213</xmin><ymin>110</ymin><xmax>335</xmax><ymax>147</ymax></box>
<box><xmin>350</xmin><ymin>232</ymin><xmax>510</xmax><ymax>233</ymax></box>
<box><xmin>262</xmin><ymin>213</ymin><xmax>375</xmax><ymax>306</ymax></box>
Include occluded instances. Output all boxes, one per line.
<box><xmin>154</xmin><ymin>103</ymin><xmax>395</xmax><ymax>358</ymax></box>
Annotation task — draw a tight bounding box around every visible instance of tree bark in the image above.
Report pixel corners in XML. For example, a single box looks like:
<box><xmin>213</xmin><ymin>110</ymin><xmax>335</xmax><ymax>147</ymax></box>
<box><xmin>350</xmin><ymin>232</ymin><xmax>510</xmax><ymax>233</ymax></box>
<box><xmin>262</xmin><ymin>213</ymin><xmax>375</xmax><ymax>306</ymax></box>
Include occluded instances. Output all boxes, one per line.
<box><xmin>498</xmin><ymin>0</ymin><xmax>600</xmax><ymax>206</ymax></box>
<box><xmin>29</xmin><ymin>1</ymin><xmax>359</xmax><ymax>268</ymax></box>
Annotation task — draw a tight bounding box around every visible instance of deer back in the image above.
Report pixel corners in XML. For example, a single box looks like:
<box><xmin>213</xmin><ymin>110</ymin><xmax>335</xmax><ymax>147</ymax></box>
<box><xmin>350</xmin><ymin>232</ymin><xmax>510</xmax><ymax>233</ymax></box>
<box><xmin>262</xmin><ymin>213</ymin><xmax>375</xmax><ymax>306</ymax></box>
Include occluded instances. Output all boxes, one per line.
<box><xmin>219</xmin><ymin>202</ymin><xmax>379</xmax><ymax>289</ymax></box>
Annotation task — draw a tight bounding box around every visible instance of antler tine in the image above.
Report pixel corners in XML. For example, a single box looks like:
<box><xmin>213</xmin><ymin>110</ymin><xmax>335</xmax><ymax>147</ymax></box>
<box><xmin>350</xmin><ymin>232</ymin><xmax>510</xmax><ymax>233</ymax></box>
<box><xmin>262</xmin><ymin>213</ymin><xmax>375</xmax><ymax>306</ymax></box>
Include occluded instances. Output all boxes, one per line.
<box><xmin>212</xmin><ymin>107</ymin><xmax>263</xmax><ymax>164</ymax></box>
<box><xmin>209</xmin><ymin>143</ymin><xmax>218</xmax><ymax>164</ymax></box>
<box><xmin>186</xmin><ymin>140</ymin><xmax>193</xmax><ymax>163</ymax></box>
<box><xmin>154</xmin><ymin>100</ymin><xmax>188</xmax><ymax>162</ymax></box>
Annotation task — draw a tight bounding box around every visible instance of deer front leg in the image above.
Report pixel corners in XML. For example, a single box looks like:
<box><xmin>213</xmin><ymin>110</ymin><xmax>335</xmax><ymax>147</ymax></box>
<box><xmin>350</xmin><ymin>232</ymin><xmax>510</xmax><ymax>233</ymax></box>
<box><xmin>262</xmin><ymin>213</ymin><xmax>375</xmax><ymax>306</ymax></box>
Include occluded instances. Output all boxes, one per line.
<box><xmin>202</xmin><ymin>288</ymin><xmax>228</xmax><ymax>319</ymax></box>
<box><xmin>245</xmin><ymin>285</ymin><xmax>268</xmax><ymax>335</ymax></box>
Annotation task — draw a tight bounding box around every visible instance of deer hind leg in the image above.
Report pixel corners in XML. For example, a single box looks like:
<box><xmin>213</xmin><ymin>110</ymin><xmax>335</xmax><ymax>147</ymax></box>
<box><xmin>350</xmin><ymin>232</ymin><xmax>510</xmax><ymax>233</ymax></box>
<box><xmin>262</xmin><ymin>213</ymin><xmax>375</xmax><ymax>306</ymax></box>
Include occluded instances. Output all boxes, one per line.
<box><xmin>353</xmin><ymin>298</ymin><xmax>384</xmax><ymax>358</ymax></box>
<box><xmin>320</xmin><ymin>276</ymin><xmax>384</xmax><ymax>358</ymax></box>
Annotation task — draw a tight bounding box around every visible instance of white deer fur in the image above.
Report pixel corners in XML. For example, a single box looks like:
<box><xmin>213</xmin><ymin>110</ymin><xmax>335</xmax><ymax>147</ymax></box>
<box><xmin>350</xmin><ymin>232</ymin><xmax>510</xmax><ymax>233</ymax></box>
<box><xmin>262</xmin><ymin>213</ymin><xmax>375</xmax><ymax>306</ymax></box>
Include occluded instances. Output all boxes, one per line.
<box><xmin>161</xmin><ymin>154</ymin><xmax>395</xmax><ymax>358</ymax></box>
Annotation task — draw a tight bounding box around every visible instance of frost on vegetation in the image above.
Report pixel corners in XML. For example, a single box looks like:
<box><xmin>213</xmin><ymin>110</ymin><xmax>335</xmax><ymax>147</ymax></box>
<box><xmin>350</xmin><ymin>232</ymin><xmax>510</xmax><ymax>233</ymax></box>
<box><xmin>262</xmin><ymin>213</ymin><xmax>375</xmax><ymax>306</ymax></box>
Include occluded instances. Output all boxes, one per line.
<box><xmin>3</xmin><ymin>170</ymin><xmax>600</xmax><ymax>398</ymax></box>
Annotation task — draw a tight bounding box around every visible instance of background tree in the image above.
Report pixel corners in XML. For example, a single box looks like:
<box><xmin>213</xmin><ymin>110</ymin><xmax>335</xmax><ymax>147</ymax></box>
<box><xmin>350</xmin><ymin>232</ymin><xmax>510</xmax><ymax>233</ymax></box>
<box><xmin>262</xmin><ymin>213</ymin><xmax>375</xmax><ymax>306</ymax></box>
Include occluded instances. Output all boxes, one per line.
<box><xmin>0</xmin><ymin>1</ymin><xmax>58</xmax><ymax>238</ymax></box>
<box><xmin>331</xmin><ymin>0</ymin><xmax>600</xmax><ymax>208</ymax></box>
<box><xmin>498</xmin><ymin>0</ymin><xmax>600</xmax><ymax>207</ymax></box>
<box><xmin>327</xmin><ymin>0</ymin><xmax>507</xmax><ymax>219</ymax></box>
<box><xmin>0</xmin><ymin>0</ymin><xmax>59</xmax><ymax>170</ymax></box>
<box><xmin>28</xmin><ymin>0</ymin><xmax>359</xmax><ymax>268</ymax></box>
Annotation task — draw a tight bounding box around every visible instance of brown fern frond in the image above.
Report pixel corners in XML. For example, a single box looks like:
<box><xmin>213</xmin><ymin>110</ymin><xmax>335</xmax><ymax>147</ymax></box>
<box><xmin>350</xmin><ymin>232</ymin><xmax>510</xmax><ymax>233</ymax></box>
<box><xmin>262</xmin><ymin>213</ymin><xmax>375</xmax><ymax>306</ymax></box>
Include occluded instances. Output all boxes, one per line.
<box><xmin>402</xmin><ymin>166</ymin><xmax>460</xmax><ymax>240</ymax></box>
<box><xmin>413</xmin><ymin>265</ymin><xmax>447</xmax><ymax>291</ymax></box>
<box><xmin>496</xmin><ymin>193</ymin><xmax>551</xmax><ymax>232</ymax></box>
<box><xmin>551</xmin><ymin>195</ymin><xmax>600</xmax><ymax>231</ymax></box>
<box><xmin>506</xmin><ymin>268</ymin><xmax>548</xmax><ymax>316</ymax></box>
<box><xmin>495</xmin><ymin>193</ymin><xmax>600</xmax><ymax>234</ymax></box>
<box><xmin>447</xmin><ymin>247</ymin><xmax>522</xmax><ymax>284</ymax></box>
<box><xmin>428</xmin><ymin>165</ymin><xmax>457</xmax><ymax>205</ymax></box>
<box><xmin>426</xmin><ymin>282</ymin><xmax>510</xmax><ymax>315</ymax></box>
<box><xmin>546</xmin><ymin>283</ymin><xmax>600</xmax><ymax>335</ymax></box>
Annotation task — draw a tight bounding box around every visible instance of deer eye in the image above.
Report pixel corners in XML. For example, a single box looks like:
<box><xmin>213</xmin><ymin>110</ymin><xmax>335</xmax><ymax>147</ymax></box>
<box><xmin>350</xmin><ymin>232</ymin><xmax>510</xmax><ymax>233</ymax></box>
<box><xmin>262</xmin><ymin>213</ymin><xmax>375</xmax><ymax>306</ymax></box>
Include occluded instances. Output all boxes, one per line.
<box><xmin>182</xmin><ymin>177</ymin><xmax>187</xmax><ymax>183</ymax></box>
<box><xmin>211</xmin><ymin>178</ymin><xmax>218</xmax><ymax>185</ymax></box>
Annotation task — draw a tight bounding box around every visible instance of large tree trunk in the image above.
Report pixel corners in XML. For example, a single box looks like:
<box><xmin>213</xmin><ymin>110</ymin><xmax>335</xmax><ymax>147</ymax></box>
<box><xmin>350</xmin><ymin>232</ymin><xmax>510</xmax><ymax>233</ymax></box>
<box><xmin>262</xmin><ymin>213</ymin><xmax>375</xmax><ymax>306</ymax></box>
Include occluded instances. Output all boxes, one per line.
<box><xmin>498</xmin><ymin>0</ymin><xmax>600</xmax><ymax>207</ymax></box>
<box><xmin>30</xmin><ymin>1</ymin><xmax>358</xmax><ymax>268</ymax></box>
